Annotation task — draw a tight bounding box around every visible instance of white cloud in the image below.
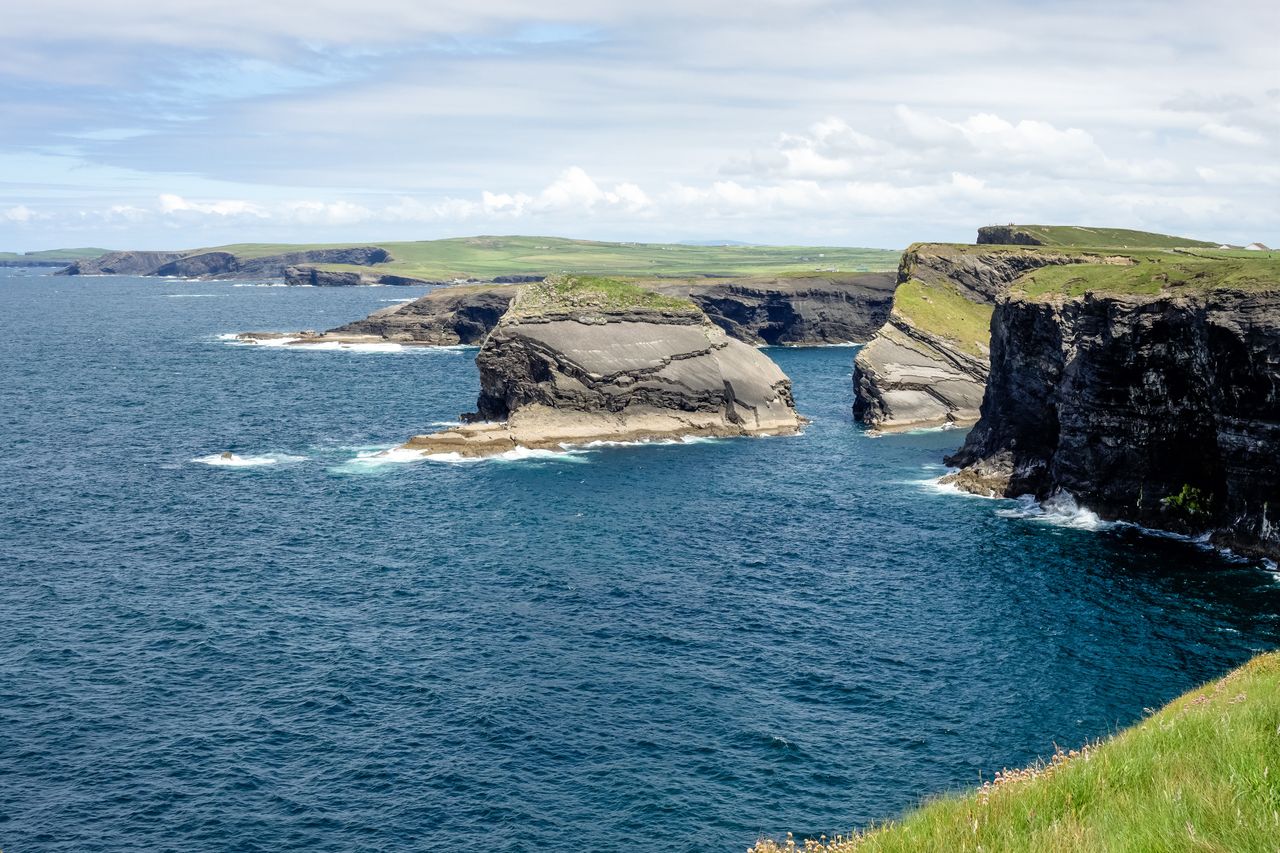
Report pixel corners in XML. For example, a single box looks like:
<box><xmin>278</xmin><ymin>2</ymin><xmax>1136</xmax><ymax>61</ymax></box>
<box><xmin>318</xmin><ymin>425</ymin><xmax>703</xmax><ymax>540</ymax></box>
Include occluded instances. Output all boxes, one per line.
<box><xmin>159</xmin><ymin>194</ymin><xmax>269</xmax><ymax>218</ymax></box>
<box><xmin>2</xmin><ymin>205</ymin><xmax>37</xmax><ymax>223</ymax></box>
<box><xmin>1199</xmin><ymin>122</ymin><xmax>1266</xmax><ymax>146</ymax></box>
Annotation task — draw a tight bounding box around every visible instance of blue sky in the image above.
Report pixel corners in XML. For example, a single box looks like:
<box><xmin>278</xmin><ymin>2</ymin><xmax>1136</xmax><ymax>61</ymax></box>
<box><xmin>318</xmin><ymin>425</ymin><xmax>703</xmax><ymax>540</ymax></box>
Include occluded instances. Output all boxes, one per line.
<box><xmin>1</xmin><ymin>0</ymin><xmax>1277</xmax><ymax>251</ymax></box>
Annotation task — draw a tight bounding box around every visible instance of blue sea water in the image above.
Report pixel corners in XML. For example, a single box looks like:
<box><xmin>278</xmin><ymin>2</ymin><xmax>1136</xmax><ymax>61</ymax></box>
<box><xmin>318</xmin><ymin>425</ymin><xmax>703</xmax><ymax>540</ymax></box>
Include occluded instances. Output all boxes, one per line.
<box><xmin>2</xmin><ymin>267</ymin><xmax>1278</xmax><ymax>852</ymax></box>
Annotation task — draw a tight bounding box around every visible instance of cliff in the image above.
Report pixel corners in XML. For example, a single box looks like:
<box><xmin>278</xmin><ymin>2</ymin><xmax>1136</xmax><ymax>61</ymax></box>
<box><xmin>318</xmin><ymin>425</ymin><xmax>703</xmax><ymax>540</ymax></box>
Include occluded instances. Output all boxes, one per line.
<box><xmin>59</xmin><ymin>246</ymin><xmax>391</xmax><ymax>278</ymax></box>
<box><xmin>394</xmin><ymin>276</ymin><xmax>804</xmax><ymax>457</ymax></box>
<box><xmin>852</xmin><ymin>243</ymin><xmax>1108</xmax><ymax>430</ymax></box>
<box><xmin>651</xmin><ymin>272</ymin><xmax>895</xmax><ymax>345</ymax></box>
<box><xmin>259</xmin><ymin>272</ymin><xmax>896</xmax><ymax>349</ymax></box>
<box><xmin>326</xmin><ymin>285</ymin><xmax>519</xmax><ymax>345</ymax></box>
<box><xmin>57</xmin><ymin>250</ymin><xmax>186</xmax><ymax>275</ymax></box>
<box><xmin>977</xmin><ymin>224</ymin><xmax>1218</xmax><ymax>249</ymax></box>
<box><xmin>945</xmin><ymin>255</ymin><xmax>1280</xmax><ymax>557</ymax></box>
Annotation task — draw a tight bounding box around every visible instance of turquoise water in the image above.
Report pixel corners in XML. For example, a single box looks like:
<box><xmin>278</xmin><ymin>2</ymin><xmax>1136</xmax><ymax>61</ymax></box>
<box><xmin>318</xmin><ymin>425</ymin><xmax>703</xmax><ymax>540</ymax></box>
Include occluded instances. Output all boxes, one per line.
<box><xmin>2</xmin><ymin>268</ymin><xmax>1278</xmax><ymax>851</ymax></box>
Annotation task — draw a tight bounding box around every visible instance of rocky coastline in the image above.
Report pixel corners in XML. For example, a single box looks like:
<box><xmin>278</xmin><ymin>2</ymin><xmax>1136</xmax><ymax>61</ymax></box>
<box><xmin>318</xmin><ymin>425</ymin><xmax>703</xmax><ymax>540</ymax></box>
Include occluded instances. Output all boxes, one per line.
<box><xmin>944</xmin><ymin>280</ymin><xmax>1280</xmax><ymax>558</ymax></box>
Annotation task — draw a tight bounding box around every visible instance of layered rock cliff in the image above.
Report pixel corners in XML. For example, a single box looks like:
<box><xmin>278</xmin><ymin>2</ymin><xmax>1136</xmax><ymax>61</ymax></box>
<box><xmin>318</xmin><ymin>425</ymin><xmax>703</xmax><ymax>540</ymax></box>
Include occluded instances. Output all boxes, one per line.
<box><xmin>58</xmin><ymin>247</ymin><xmax>390</xmax><ymax>278</ymax></box>
<box><xmin>397</xmin><ymin>277</ymin><xmax>804</xmax><ymax>457</ymax></box>
<box><xmin>269</xmin><ymin>272</ymin><xmax>896</xmax><ymax>349</ymax></box>
<box><xmin>651</xmin><ymin>272</ymin><xmax>895</xmax><ymax>345</ymax></box>
<box><xmin>851</xmin><ymin>244</ymin><xmax>1105</xmax><ymax>430</ymax></box>
<box><xmin>57</xmin><ymin>251</ymin><xmax>186</xmax><ymax>276</ymax></box>
<box><xmin>328</xmin><ymin>285</ymin><xmax>519</xmax><ymax>345</ymax></box>
<box><xmin>945</xmin><ymin>257</ymin><xmax>1280</xmax><ymax>557</ymax></box>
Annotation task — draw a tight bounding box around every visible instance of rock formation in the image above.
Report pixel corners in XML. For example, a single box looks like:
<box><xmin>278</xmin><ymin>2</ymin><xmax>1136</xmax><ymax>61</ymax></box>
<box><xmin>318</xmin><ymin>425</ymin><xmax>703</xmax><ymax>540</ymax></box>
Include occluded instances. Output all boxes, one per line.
<box><xmin>257</xmin><ymin>272</ymin><xmax>896</xmax><ymax>349</ymax></box>
<box><xmin>852</xmin><ymin>244</ymin><xmax>1100</xmax><ymax>430</ymax></box>
<box><xmin>395</xmin><ymin>277</ymin><xmax>804</xmax><ymax>457</ymax></box>
<box><xmin>57</xmin><ymin>251</ymin><xmax>187</xmax><ymax>276</ymax></box>
<box><xmin>58</xmin><ymin>247</ymin><xmax>391</xmax><ymax>278</ymax></box>
<box><xmin>651</xmin><ymin>273</ymin><xmax>895</xmax><ymax>345</ymax></box>
<box><xmin>944</xmin><ymin>257</ymin><xmax>1280</xmax><ymax>557</ymax></box>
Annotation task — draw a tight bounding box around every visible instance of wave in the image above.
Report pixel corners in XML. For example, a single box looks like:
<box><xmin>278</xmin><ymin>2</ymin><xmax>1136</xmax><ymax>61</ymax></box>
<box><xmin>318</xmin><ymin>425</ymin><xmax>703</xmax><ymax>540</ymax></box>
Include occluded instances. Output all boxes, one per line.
<box><xmin>995</xmin><ymin>492</ymin><xmax>1113</xmax><ymax>531</ymax></box>
<box><xmin>424</xmin><ymin>446</ymin><xmax>590</xmax><ymax>464</ymax></box>
<box><xmin>192</xmin><ymin>452</ymin><xmax>307</xmax><ymax>468</ymax></box>
<box><xmin>218</xmin><ymin>334</ymin><xmax>474</xmax><ymax>353</ymax></box>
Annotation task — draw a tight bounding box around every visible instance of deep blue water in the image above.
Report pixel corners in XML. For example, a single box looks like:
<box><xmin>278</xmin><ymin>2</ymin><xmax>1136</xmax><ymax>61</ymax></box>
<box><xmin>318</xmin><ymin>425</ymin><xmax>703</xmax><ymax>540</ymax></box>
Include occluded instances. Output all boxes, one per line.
<box><xmin>2</xmin><ymin>267</ymin><xmax>1279</xmax><ymax>852</ymax></box>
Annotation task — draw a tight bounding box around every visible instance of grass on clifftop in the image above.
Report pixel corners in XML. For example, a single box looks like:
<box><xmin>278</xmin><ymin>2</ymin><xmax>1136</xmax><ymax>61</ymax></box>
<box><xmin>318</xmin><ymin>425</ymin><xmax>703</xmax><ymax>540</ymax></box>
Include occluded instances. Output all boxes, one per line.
<box><xmin>0</xmin><ymin>247</ymin><xmax>112</xmax><ymax>261</ymax></box>
<box><xmin>891</xmin><ymin>279</ymin><xmax>993</xmax><ymax>357</ymax></box>
<box><xmin>1016</xmin><ymin>256</ymin><xmax>1280</xmax><ymax>300</ymax></box>
<box><xmin>992</xmin><ymin>225</ymin><xmax>1218</xmax><ymax>249</ymax></box>
<box><xmin>509</xmin><ymin>274</ymin><xmax>698</xmax><ymax>315</ymax></box>
<box><xmin>752</xmin><ymin>651</ymin><xmax>1280</xmax><ymax>853</ymax></box>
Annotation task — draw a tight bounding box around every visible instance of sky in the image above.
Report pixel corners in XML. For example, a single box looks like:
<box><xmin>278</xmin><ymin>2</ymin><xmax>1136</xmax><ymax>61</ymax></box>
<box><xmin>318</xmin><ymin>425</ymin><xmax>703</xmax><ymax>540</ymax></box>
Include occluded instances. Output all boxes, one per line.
<box><xmin>1</xmin><ymin>0</ymin><xmax>1277</xmax><ymax>251</ymax></box>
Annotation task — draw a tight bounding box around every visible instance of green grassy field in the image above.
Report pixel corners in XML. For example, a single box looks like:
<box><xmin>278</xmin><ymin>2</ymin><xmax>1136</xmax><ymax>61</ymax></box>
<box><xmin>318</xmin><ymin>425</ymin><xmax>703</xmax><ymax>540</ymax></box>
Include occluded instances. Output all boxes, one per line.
<box><xmin>751</xmin><ymin>651</ymin><xmax>1280</xmax><ymax>853</ymax></box>
<box><xmin>0</xmin><ymin>247</ymin><xmax>112</xmax><ymax>261</ymax></box>
<box><xmin>1016</xmin><ymin>256</ymin><xmax>1280</xmax><ymax>300</ymax></box>
<box><xmin>509</xmin><ymin>274</ymin><xmax>697</xmax><ymax>315</ymax></box>
<box><xmin>891</xmin><ymin>278</ymin><xmax>993</xmax><ymax>356</ymax></box>
<box><xmin>200</xmin><ymin>236</ymin><xmax>901</xmax><ymax>279</ymax></box>
<box><xmin>988</xmin><ymin>225</ymin><xmax>1218</xmax><ymax>249</ymax></box>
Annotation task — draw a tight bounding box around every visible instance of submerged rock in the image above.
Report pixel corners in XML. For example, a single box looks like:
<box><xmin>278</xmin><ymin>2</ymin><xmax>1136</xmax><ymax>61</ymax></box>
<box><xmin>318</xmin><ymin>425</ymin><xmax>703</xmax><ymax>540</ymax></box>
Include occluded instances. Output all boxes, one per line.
<box><xmin>399</xmin><ymin>278</ymin><xmax>804</xmax><ymax>457</ymax></box>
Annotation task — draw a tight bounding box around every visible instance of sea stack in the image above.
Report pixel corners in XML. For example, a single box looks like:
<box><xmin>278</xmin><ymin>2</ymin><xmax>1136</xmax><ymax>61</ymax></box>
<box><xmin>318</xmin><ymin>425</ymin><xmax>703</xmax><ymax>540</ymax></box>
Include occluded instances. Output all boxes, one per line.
<box><xmin>398</xmin><ymin>275</ymin><xmax>804</xmax><ymax>457</ymax></box>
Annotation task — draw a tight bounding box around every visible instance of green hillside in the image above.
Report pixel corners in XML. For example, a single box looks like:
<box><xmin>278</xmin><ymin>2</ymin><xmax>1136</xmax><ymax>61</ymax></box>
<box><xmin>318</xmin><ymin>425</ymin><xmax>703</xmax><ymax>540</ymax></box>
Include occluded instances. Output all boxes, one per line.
<box><xmin>985</xmin><ymin>225</ymin><xmax>1218</xmax><ymax>249</ymax></box>
<box><xmin>751</xmin><ymin>651</ymin><xmax>1280</xmax><ymax>853</ymax></box>
<box><xmin>205</xmin><ymin>235</ymin><xmax>900</xmax><ymax>279</ymax></box>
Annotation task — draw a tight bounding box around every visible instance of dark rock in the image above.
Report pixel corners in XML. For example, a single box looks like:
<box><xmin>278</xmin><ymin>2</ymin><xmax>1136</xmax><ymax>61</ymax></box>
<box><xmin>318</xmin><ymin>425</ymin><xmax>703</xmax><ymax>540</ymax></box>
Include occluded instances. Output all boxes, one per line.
<box><xmin>57</xmin><ymin>251</ymin><xmax>185</xmax><ymax>276</ymax></box>
<box><xmin>945</xmin><ymin>288</ymin><xmax>1280</xmax><ymax>557</ymax></box>
<box><xmin>328</xmin><ymin>286</ymin><xmax>520</xmax><ymax>344</ymax></box>
<box><xmin>977</xmin><ymin>226</ymin><xmax>1045</xmax><ymax>246</ymax></box>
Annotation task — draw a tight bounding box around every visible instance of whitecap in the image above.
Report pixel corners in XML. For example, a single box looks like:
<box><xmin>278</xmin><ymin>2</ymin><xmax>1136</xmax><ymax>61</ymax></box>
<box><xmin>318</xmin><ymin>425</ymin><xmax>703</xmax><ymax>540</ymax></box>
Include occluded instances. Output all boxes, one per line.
<box><xmin>995</xmin><ymin>492</ymin><xmax>1113</xmax><ymax>531</ymax></box>
<box><xmin>192</xmin><ymin>452</ymin><xmax>306</xmax><ymax>467</ymax></box>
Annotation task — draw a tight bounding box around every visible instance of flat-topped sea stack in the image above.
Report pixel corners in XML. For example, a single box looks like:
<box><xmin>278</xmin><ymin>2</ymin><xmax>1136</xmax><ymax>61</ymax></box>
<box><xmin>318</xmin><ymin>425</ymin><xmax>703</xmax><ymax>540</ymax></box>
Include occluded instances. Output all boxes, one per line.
<box><xmin>398</xmin><ymin>276</ymin><xmax>804</xmax><ymax>457</ymax></box>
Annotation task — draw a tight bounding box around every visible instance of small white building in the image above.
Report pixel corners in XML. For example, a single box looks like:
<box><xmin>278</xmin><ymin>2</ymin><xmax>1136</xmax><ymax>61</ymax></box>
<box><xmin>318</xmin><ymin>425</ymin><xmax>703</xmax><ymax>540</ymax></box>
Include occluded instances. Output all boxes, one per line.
<box><xmin>1245</xmin><ymin>242</ymin><xmax>1272</xmax><ymax>251</ymax></box>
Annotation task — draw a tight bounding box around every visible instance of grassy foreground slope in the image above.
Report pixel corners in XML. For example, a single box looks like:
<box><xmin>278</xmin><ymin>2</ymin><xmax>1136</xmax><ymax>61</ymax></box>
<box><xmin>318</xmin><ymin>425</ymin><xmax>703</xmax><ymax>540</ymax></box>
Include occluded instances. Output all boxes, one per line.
<box><xmin>986</xmin><ymin>225</ymin><xmax>1218</xmax><ymax>250</ymax></box>
<box><xmin>751</xmin><ymin>651</ymin><xmax>1280</xmax><ymax>853</ymax></box>
<box><xmin>289</xmin><ymin>236</ymin><xmax>900</xmax><ymax>279</ymax></box>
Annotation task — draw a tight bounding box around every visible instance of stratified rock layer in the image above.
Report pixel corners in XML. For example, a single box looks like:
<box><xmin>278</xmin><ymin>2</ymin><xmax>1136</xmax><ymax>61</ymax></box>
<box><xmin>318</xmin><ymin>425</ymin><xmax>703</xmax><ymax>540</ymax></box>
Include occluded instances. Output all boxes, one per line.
<box><xmin>945</xmin><ymin>288</ymin><xmax>1280</xmax><ymax>557</ymax></box>
<box><xmin>402</xmin><ymin>302</ymin><xmax>803</xmax><ymax>457</ymax></box>
<box><xmin>852</xmin><ymin>245</ymin><xmax>1104</xmax><ymax>430</ymax></box>
<box><xmin>59</xmin><ymin>247</ymin><xmax>390</xmax><ymax>278</ymax></box>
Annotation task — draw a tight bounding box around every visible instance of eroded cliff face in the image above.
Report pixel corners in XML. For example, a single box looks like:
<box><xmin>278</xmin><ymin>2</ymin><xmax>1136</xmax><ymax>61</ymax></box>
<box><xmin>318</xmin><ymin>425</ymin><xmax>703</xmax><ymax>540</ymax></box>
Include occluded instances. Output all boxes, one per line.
<box><xmin>945</xmin><ymin>289</ymin><xmax>1280</xmax><ymax>557</ymax></box>
<box><xmin>851</xmin><ymin>245</ymin><xmax>1100</xmax><ymax>430</ymax></box>
<box><xmin>59</xmin><ymin>247</ymin><xmax>391</xmax><ymax>278</ymax></box>
<box><xmin>401</xmin><ymin>296</ymin><xmax>803</xmax><ymax>457</ymax></box>
<box><xmin>329</xmin><ymin>286</ymin><xmax>518</xmax><ymax>345</ymax></box>
<box><xmin>293</xmin><ymin>273</ymin><xmax>896</xmax><ymax>349</ymax></box>
<box><xmin>57</xmin><ymin>251</ymin><xmax>186</xmax><ymax>275</ymax></box>
<box><xmin>653</xmin><ymin>273</ymin><xmax>896</xmax><ymax>345</ymax></box>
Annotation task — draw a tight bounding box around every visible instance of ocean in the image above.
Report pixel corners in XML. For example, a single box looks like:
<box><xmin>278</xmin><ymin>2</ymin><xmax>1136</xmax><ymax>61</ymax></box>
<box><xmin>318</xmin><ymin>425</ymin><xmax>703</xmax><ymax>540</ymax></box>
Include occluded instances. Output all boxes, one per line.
<box><xmin>2</xmin><ymin>267</ymin><xmax>1278</xmax><ymax>851</ymax></box>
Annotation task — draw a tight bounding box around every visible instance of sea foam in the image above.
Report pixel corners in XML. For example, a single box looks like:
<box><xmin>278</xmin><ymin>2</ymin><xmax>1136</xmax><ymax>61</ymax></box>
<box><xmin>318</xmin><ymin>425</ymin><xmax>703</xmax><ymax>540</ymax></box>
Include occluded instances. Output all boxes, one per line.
<box><xmin>192</xmin><ymin>452</ymin><xmax>306</xmax><ymax>468</ymax></box>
